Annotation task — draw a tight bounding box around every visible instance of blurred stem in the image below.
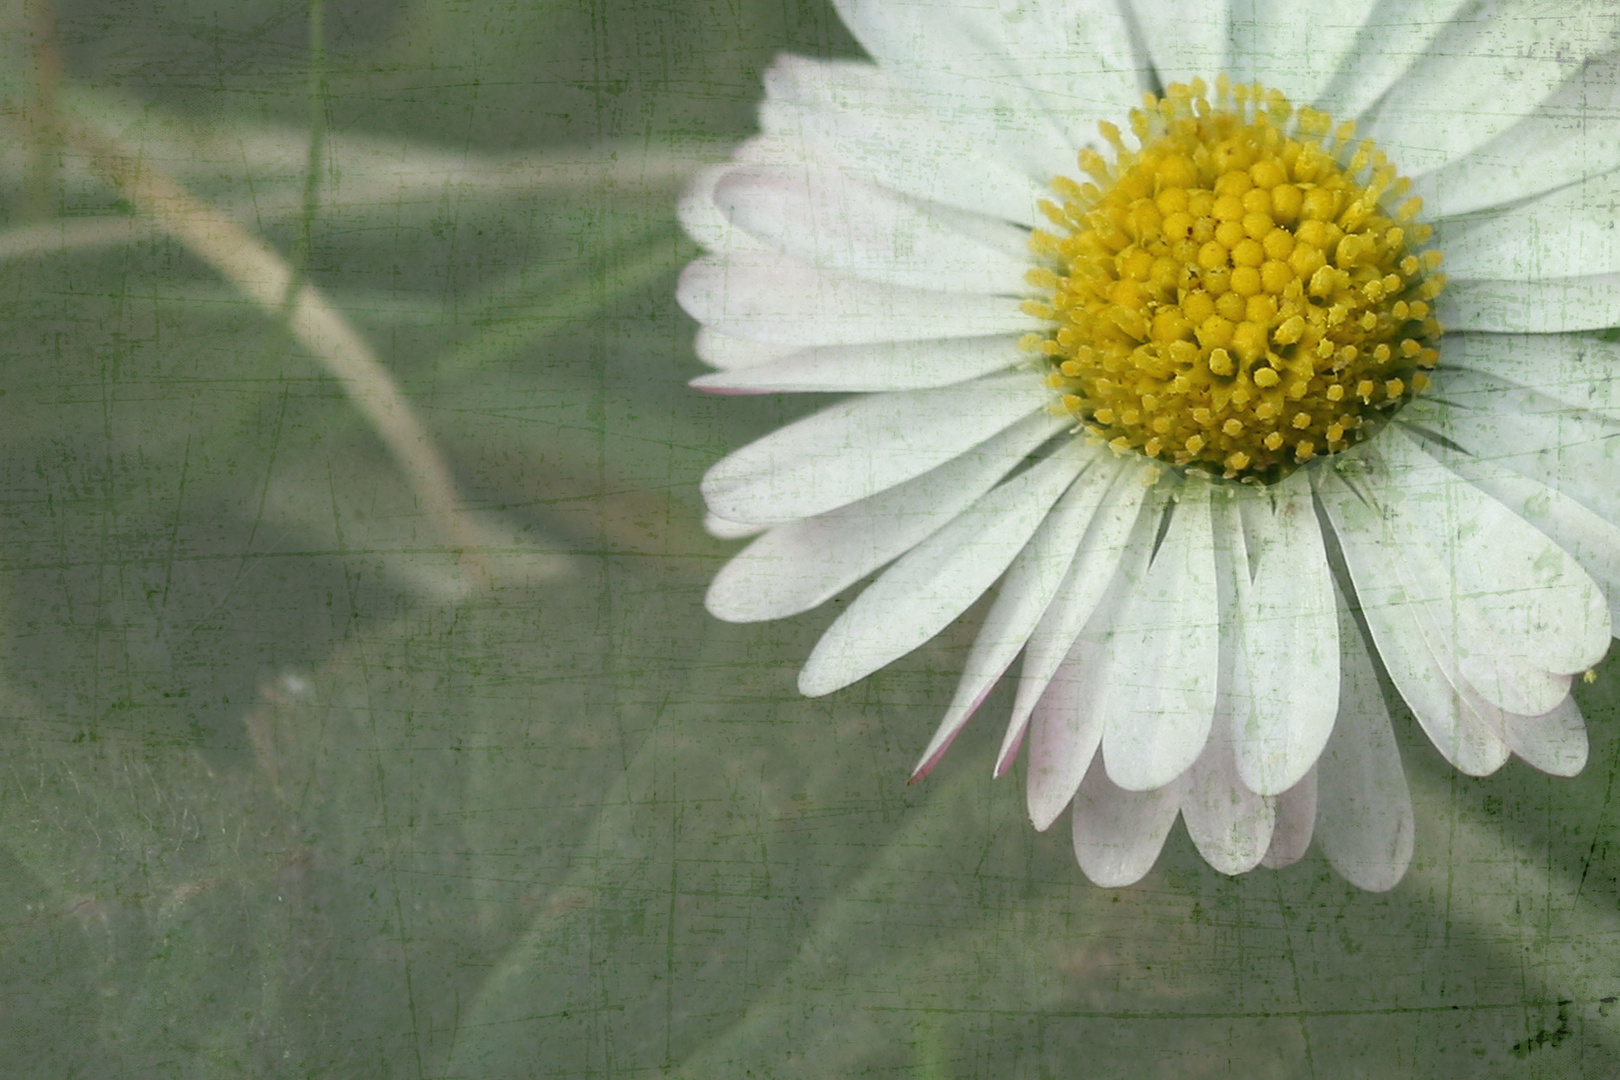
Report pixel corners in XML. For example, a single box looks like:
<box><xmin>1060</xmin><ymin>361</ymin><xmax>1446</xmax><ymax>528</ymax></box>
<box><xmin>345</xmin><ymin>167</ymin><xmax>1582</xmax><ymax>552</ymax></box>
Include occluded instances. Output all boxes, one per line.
<box><xmin>56</xmin><ymin>112</ymin><xmax>492</xmax><ymax>591</ymax></box>
<box><xmin>281</xmin><ymin>0</ymin><xmax>327</xmax><ymax>314</ymax></box>
<box><xmin>23</xmin><ymin>0</ymin><xmax>61</xmax><ymax>219</ymax></box>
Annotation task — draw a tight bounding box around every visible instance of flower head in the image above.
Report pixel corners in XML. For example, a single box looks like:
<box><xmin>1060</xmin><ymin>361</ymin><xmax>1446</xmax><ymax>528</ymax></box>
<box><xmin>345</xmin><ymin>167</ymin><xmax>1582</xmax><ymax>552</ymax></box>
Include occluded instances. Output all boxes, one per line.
<box><xmin>679</xmin><ymin>0</ymin><xmax>1620</xmax><ymax>889</ymax></box>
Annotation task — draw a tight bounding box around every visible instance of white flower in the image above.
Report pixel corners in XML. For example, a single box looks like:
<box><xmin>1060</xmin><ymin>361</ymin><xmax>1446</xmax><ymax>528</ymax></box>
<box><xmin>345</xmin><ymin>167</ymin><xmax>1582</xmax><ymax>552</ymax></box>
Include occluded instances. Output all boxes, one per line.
<box><xmin>678</xmin><ymin>0</ymin><xmax>1620</xmax><ymax>890</ymax></box>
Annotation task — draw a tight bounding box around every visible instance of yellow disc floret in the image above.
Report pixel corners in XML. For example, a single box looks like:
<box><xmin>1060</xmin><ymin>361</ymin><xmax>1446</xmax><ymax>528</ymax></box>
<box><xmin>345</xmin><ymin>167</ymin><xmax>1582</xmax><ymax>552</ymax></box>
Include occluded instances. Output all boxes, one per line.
<box><xmin>1021</xmin><ymin>76</ymin><xmax>1445</xmax><ymax>483</ymax></box>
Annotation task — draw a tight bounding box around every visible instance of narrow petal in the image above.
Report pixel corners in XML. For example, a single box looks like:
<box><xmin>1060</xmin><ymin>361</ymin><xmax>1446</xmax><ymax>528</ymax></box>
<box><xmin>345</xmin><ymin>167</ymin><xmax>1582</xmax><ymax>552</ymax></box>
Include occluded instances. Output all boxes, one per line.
<box><xmin>998</xmin><ymin>467</ymin><xmax>1157</xmax><ymax>777</ymax></box>
<box><xmin>693</xmin><ymin>328</ymin><xmax>797</xmax><ymax>371</ymax></box>
<box><xmin>1025</xmin><ymin>630</ymin><xmax>1114</xmax><ymax>831</ymax></box>
<box><xmin>1314</xmin><ymin>0</ymin><xmax>1473</xmax><ymax>122</ymax></box>
<box><xmin>1440</xmin><ymin>272</ymin><xmax>1620</xmax><ymax>334</ymax></box>
<box><xmin>1318</xmin><ymin>466</ymin><xmax>1511</xmax><ymax>775</ymax></box>
<box><xmin>690</xmin><ymin>336</ymin><xmax>1021</xmax><ymax>394</ymax></box>
<box><xmin>1260</xmin><ymin>770</ymin><xmax>1317</xmax><ymax>869</ymax></box>
<box><xmin>799</xmin><ymin>441</ymin><xmax>1094</xmax><ymax>696</ymax></box>
<box><xmin>1316</xmin><ymin>600</ymin><xmax>1415</xmax><ymax>892</ymax></box>
<box><xmin>827</xmin><ymin>0</ymin><xmax>1083</xmax><ymax>183</ymax></box>
<box><xmin>1220</xmin><ymin>475</ymin><xmax>1340</xmax><ymax>796</ymax></box>
<box><xmin>1446</xmin><ymin>332</ymin><xmax>1620</xmax><ymax>425</ymax></box>
<box><xmin>679</xmin><ymin>162</ymin><xmax>773</xmax><ymax>257</ymax></box>
<box><xmin>1376</xmin><ymin>429</ymin><xmax>1609</xmax><ymax>678</ymax></box>
<box><xmin>759</xmin><ymin>55</ymin><xmax>1048</xmax><ymax>225</ymax></box>
<box><xmin>1500</xmin><ymin>696</ymin><xmax>1590</xmax><ymax>777</ymax></box>
<box><xmin>1413</xmin><ymin>51</ymin><xmax>1620</xmax><ymax>217</ymax></box>
<box><xmin>1439</xmin><ymin>167</ymin><xmax>1620</xmax><ymax>285</ymax></box>
<box><xmin>704</xmin><ymin>514</ymin><xmax>769</xmax><ymax>540</ymax></box>
<box><xmin>706</xmin><ymin>411</ymin><xmax>1066</xmax><ymax>621</ymax></box>
<box><xmin>701</xmin><ymin>372</ymin><xmax>1049</xmax><ymax>524</ymax></box>
<box><xmin>911</xmin><ymin>455</ymin><xmax>1127</xmax><ymax>780</ymax></box>
<box><xmin>1181</xmin><ymin>727</ymin><xmax>1275</xmax><ymax>876</ymax></box>
<box><xmin>1229</xmin><ymin>0</ymin><xmax>1387</xmax><ymax>108</ymax></box>
<box><xmin>1351</xmin><ymin>2</ymin><xmax>1620</xmax><ymax>177</ymax></box>
<box><xmin>1417</xmin><ymin>434</ymin><xmax>1620</xmax><ymax>631</ymax></box>
<box><xmin>676</xmin><ymin>252</ymin><xmax>1036</xmax><ymax>347</ymax></box>
<box><xmin>712</xmin><ymin>165</ymin><xmax>1030</xmax><ymax>294</ymax></box>
<box><xmin>1102</xmin><ymin>480</ymin><xmax>1221</xmax><ymax>792</ymax></box>
<box><xmin>1125</xmin><ymin>0</ymin><xmax>1228</xmax><ymax>90</ymax></box>
<box><xmin>1070</xmin><ymin>756</ymin><xmax>1183</xmax><ymax>888</ymax></box>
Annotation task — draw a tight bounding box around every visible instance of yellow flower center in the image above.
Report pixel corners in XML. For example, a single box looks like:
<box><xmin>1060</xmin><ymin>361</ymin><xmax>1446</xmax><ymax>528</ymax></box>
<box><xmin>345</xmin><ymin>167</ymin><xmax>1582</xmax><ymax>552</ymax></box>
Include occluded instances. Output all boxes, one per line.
<box><xmin>1021</xmin><ymin>76</ymin><xmax>1446</xmax><ymax>483</ymax></box>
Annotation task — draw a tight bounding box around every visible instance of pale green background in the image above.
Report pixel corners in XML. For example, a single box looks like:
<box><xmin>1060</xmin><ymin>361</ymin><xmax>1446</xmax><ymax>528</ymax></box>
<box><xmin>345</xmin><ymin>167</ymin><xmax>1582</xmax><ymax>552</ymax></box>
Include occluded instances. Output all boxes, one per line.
<box><xmin>1</xmin><ymin>1</ymin><xmax>1617</xmax><ymax>1076</ymax></box>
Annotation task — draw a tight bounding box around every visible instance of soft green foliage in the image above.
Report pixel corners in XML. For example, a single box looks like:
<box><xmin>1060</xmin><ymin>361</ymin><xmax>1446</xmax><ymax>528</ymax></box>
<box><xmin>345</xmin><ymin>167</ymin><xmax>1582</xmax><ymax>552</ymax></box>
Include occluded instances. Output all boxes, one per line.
<box><xmin>1</xmin><ymin>1</ymin><xmax>1618</xmax><ymax>1076</ymax></box>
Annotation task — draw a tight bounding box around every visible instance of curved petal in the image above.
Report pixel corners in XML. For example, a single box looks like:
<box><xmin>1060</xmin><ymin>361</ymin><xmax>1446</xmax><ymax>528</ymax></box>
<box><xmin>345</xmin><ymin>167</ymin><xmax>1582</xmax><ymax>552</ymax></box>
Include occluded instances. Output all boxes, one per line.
<box><xmin>1125</xmin><ymin>0</ymin><xmax>1228</xmax><ymax>90</ymax></box>
<box><xmin>693</xmin><ymin>328</ymin><xmax>798</xmax><ymax>371</ymax></box>
<box><xmin>1025</xmin><ymin>628</ymin><xmax>1114</xmax><ymax>831</ymax></box>
<box><xmin>1499</xmin><ymin>695</ymin><xmax>1590</xmax><ymax>777</ymax></box>
<box><xmin>998</xmin><ymin>466</ymin><xmax>1157</xmax><ymax>776</ymax></box>
<box><xmin>712</xmin><ymin>165</ymin><xmax>1030</xmax><ymax>294</ymax></box>
<box><xmin>1260</xmin><ymin>770</ymin><xmax>1317</xmax><ymax>869</ymax></box>
<box><xmin>701</xmin><ymin>371</ymin><xmax>1049</xmax><ymax>524</ymax></box>
<box><xmin>1314</xmin><ymin>0</ymin><xmax>1474</xmax><ymax>122</ymax></box>
<box><xmin>1315</xmin><ymin>598</ymin><xmax>1415</xmax><ymax>892</ymax></box>
<box><xmin>1318</xmin><ymin>465</ymin><xmax>1511</xmax><ymax>775</ymax></box>
<box><xmin>704</xmin><ymin>513</ymin><xmax>770</xmax><ymax>540</ymax></box>
<box><xmin>759</xmin><ymin>55</ymin><xmax>1048</xmax><ymax>226</ymax></box>
<box><xmin>1351</xmin><ymin>1</ymin><xmax>1620</xmax><ymax>177</ymax></box>
<box><xmin>1438</xmin><ymin>167</ymin><xmax>1620</xmax><ymax>285</ymax></box>
<box><xmin>1221</xmin><ymin>475</ymin><xmax>1340</xmax><ymax>796</ymax></box>
<box><xmin>691</xmin><ymin>336</ymin><xmax>1021</xmax><ymax>394</ymax></box>
<box><xmin>707</xmin><ymin>411</ymin><xmax>1066</xmax><ymax>621</ymax></box>
<box><xmin>1102</xmin><ymin>479</ymin><xmax>1221</xmax><ymax>792</ymax></box>
<box><xmin>912</xmin><ymin>455</ymin><xmax>1127</xmax><ymax>780</ymax></box>
<box><xmin>1414</xmin><ymin>51</ymin><xmax>1620</xmax><ymax>217</ymax></box>
<box><xmin>1229</xmin><ymin>0</ymin><xmax>1388</xmax><ymax>108</ymax></box>
<box><xmin>1181</xmin><ymin>726</ymin><xmax>1275</xmax><ymax>876</ymax></box>
<box><xmin>1446</xmin><ymin>332</ymin><xmax>1620</xmax><ymax>425</ymax></box>
<box><xmin>799</xmin><ymin>440</ymin><xmax>1094</xmax><ymax>696</ymax></box>
<box><xmin>1439</xmin><ymin>271</ymin><xmax>1620</xmax><ymax>334</ymax></box>
<box><xmin>677</xmin><ymin>252</ymin><xmax>1037</xmax><ymax>347</ymax></box>
<box><xmin>828</xmin><ymin>0</ymin><xmax>1083</xmax><ymax>183</ymax></box>
<box><xmin>1070</xmin><ymin>755</ymin><xmax>1183</xmax><ymax>888</ymax></box>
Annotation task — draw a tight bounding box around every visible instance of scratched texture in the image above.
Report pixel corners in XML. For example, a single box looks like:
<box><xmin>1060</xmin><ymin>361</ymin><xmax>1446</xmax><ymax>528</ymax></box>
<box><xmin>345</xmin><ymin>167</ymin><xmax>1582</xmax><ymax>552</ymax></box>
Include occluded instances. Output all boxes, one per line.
<box><xmin>0</xmin><ymin>0</ymin><xmax>1617</xmax><ymax>1076</ymax></box>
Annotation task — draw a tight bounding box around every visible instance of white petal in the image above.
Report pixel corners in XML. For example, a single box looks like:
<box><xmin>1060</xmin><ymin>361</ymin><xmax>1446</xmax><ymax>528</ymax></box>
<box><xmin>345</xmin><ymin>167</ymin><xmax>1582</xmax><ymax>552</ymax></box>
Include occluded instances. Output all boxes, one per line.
<box><xmin>1351</xmin><ymin>2</ymin><xmax>1620</xmax><ymax>177</ymax></box>
<box><xmin>1499</xmin><ymin>696</ymin><xmax>1590</xmax><ymax>777</ymax></box>
<box><xmin>827</xmin><ymin>0</ymin><xmax>1083</xmax><ymax>183</ymax></box>
<box><xmin>759</xmin><ymin>55</ymin><xmax>1048</xmax><ymax>225</ymax></box>
<box><xmin>1124</xmin><ymin>0</ymin><xmax>1228</xmax><ymax>90</ymax></box>
<box><xmin>1101</xmin><ymin>480</ymin><xmax>1220</xmax><ymax>792</ymax></box>
<box><xmin>1220</xmin><ymin>475</ymin><xmax>1340</xmax><ymax>796</ymax></box>
<box><xmin>706</xmin><ymin>411</ymin><xmax>1066</xmax><ymax>621</ymax></box>
<box><xmin>1318</xmin><ymin>465</ymin><xmax>1511</xmax><ymax>775</ymax></box>
<box><xmin>799</xmin><ymin>441</ymin><xmax>1095</xmax><ymax>696</ymax></box>
<box><xmin>1439</xmin><ymin>167</ymin><xmax>1620</xmax><ymax>284</ymax></box>
<box><xmin>1315</xmin><ymin>599</ymin><xmax>1414</xmax><ymax>892</ymax></box>
<box><xmin>1413</xmin><ymin>52</ymin><xmax>1620</xmax><ymax>217</ymax></box>
<box><xmin>712</xmin><ymin>165</ymin><xmax>1030</xmax><ymax>294</ymax></box>
<box><xmin>1025</xmin><ymin>631</ymin><xmax>1113</xmax><ymax>831</ymax></box>
<box><xmin>1229</xmin><ymin>0</ymin><xmax>1387</xmax><ymax>108</ymax></box>
<box><xmin>1447</xmin><ymin>332</ymin><xmax>1620</xmax><ymax>426</ymax></box>
<box><xmin>998</xmin><ymin>465</ymin><xmax>1157</xmax><ymax>777</ymax></box>
<box><xmin>676</xmin><ymin>252</ymin><xmax>1036</xmax><ymax>347</ymax></box>
<box><xmin>690</xmin><ymin>336</ymin><xmax>1021</xmax><ymax>394</ymax></box>
<box><xmin>705</xmin><ymin>513</ymin><xmax>770</xmax><ymax>540</ymax></box>
<box><xmin>1181</xmin><ymin>727</ymin><xmax>1275</xmax><ymax>876</ymax></box>
<box><xmin>1070</xmin><ymin>756</ymin><xmax>1182</xmax><ymax>888</ymax></box>
<box><xmin>1260</xmin><ymin>770</ymin><xmax>1317</xmax><ymax>869</ymax></box>
<box><xmin>679</xmin><ymin>162</ymin><xmax>774</xmax><ymax>257</ymax></box>
<box><xmin>1440</xmin><ymin>272</ymin><xmax>1620</xmax><ymax>334</ymax></box>
<box><xmin>1375</xmin><ymin>429</ymin><xmax>1609</xmax><ymax>677</ymax></box>
<box><xmin>693</xmin><ymin>328</ymin><xmax>798</xmax><ymax>371</ymax></box>
<box><xmin>1313</xmin><ymin>0</ymin><xmax>1473</xmax><ymax>122</ymax></box>
<box><xmin>1417</xmin><ymin>433</ymin><xmax>1620</xmax><ymax>632</ymax></box>
<box><xmin>911</xmin><ymin>455</ymin><xmax>1127</xmax><ymax>780</ymax></box>
<box><xmin>701</xmin><ymin>372</ymin><xmax>1050</xmax><ymax>524</ymax></box>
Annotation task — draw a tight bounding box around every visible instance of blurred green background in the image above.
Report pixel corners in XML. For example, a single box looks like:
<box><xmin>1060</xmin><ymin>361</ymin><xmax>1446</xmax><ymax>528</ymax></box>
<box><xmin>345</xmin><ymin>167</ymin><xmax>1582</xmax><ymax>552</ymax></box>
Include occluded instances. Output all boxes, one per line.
<box><xmin>1</xmin><ymin>0</ymin><xmax>1617</xmax><ymax>1075</ymax></box>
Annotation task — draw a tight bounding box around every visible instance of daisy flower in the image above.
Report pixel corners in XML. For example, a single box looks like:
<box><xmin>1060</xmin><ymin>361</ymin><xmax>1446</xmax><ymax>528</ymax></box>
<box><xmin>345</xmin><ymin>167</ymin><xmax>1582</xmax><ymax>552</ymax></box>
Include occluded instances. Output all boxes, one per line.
<box><xmin>678</xmin><ymin>0</ymin><xmax>1620</xmax><ymax>889</ymax></box>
